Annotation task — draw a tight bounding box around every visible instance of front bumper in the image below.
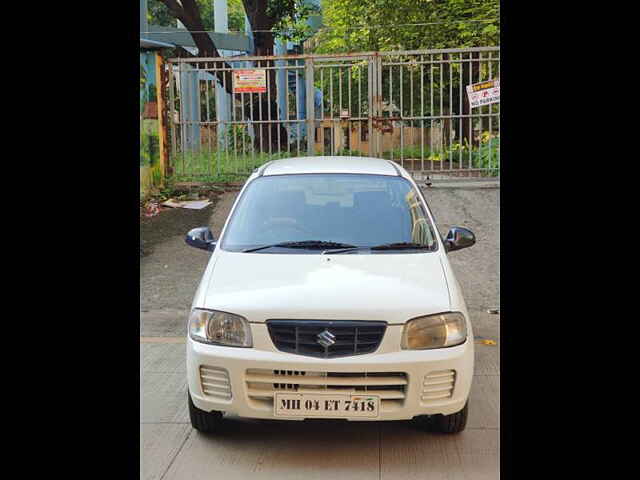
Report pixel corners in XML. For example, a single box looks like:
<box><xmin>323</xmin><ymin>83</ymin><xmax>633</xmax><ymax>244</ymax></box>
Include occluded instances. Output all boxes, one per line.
<box><xmin>187</xmin><ymin>324</ymin><xmax>474</xmax><ymax>421</ymax></box>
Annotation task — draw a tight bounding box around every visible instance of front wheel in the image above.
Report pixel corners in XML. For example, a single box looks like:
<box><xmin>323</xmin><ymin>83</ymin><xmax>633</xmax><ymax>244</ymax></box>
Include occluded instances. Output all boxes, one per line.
<box><xmin>188</xmin><ymin>392</ymin><xmax>223</xmax><ymax>433</ymax></box>
<box><xmin>415</xmin><ymin>401</ymin><xmax>468</xmax><ymax>434</ymax></box>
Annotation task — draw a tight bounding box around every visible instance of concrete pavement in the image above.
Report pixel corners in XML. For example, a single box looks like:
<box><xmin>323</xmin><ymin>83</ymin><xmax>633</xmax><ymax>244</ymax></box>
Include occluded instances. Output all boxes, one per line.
<box><xmin>141</xmin><ymin>185</ymin><xmax>500</xmax><ymax>480</ymax></box>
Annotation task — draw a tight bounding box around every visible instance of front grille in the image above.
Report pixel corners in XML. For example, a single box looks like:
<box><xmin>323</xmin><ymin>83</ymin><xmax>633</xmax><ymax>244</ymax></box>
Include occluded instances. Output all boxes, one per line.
<box><xmin>266</xmin><ymin>320</ymin><xmax>387</xmax><ymax>358</ymax></box>
<box><xmin>199</xmin><ymin>365</ymin><xmax>232</xmax><ymax>401</ymax></box>
<box><xmin>421</xmin><ymin>370</ymin><xmax>456</xmax><ymax>403</ymax></box>
<box><xmin>246</xmin><ymin>369</ymin><xmax>407</xmax><ymax>410</ymax></box>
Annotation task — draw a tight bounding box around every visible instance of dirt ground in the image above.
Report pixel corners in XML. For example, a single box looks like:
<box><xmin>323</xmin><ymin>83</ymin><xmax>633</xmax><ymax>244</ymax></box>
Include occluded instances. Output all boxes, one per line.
<box><xmin>141</xmin><ymin>204</ymin><xmax>215</xmax><ymax>258</ymax></box>
<box><xmin>140</xmin><ymin>191</ymin><xmax>239</xmax><ymax>334</ymax></box>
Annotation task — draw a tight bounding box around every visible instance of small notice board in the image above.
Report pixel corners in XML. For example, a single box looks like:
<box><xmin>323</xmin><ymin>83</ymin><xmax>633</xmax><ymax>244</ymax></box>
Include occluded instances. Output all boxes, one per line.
<box><xmin>233</xmin><ymin>69</ymin><xmax>267</xmax><ymax>93</ymax></box>
<box><xmin>466</xmin><ymin>79</ymin><xmax>500</xmax><ymax>108</ymax></box>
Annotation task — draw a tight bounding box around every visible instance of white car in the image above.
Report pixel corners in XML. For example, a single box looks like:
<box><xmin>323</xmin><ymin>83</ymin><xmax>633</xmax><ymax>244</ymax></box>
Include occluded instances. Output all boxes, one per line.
<box><xmin>184</xmin><ymin>156</ymin><xmax>476</xmax><ymax>434</ymax></box>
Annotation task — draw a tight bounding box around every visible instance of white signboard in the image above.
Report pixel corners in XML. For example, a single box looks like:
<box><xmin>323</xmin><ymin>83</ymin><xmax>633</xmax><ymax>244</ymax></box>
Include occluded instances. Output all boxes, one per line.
<box><xmin>466</xmin><ymin>79</ymin><xmax>500</xmax><ymax>108</ymax></box>
<box><xmin>233</xmin><ymin>69</ymin><xmax>267</xmax><ymax>93</ymax></box>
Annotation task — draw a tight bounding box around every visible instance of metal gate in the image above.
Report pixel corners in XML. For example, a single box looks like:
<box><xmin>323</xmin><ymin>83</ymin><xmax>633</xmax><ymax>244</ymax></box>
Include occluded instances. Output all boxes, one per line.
<box><xmin>165</xmin><ymin>47</ymin><xmax>499</xmax><ymax>182</ymax></box>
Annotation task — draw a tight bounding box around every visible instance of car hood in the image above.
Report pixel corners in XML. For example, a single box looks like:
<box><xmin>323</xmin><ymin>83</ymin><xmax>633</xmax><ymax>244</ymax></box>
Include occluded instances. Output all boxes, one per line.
<box><xmin>202</xmin><ymin>250</ymin><xmax>451</xmax><ymax>324</ymax></box>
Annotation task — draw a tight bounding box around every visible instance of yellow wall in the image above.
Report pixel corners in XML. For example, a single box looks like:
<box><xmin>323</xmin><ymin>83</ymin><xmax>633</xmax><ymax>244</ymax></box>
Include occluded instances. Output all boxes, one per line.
<box><xmin>140</xmin><ymin>52</ymin><xmax>167</xmax><ymax>199</ymax></box>
<box><xmin>140</xmin><ymin>163</ymin><xmax>162</xmax><ymax>199</ymax></box>
<box><xmin>313</xmin><ymin>121</ymin><xmax>444</xmax><ymax>156</ymax></box>
<box><xmin>140</xmin><ymin>166</ymin><xmax>152</xmax><ymax>198</ymax></box>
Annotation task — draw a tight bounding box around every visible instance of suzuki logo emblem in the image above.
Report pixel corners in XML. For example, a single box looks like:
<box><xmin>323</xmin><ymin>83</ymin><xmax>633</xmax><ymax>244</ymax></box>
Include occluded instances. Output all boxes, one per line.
<box><xmin>317</xmin><ymin>329</ymin><xmax>336</xmax><ymax>348</ymax></box>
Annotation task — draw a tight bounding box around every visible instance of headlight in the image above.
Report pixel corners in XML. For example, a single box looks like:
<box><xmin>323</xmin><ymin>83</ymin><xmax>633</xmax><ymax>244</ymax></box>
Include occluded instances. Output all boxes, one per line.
<box><xmin>401</xmin><ymin>312</ymin><xmax>467</xmax><ymax>350</ymax></box>
<box><xmin>188</xmin><ymin>309</ymin><xmax>253</xmax><ymax>347</ymax></box>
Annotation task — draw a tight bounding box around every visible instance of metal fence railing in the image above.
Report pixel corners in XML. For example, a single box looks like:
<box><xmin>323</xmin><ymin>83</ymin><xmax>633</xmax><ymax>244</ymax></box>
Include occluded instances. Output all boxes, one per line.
<box><xmin>166</xmin><ymin>47</ymin><xmax>499</xmax><ymax>183</ymax></box>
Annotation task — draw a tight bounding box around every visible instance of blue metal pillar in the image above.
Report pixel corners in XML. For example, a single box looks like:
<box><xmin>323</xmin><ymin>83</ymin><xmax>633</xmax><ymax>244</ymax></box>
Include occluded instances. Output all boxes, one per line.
<box><xmin>295</xmin><ymin>64</ymin><xmax>307</xmax><ymax>142</ymax></box>
<box><xmin>214</xmin><ymin>0</ymin><xmax>231</xmax><ymax>151</ymax></box>
<box><xmin>243</xmin><ymin>11</ymin><xmax>255</xmax><ymax>149</ymax></box>
<box><xmin>275</xmin><ymin>40</ymin><xmax>287</xmax><ymax>148</ymax></box>
<box><xmin>180</xmin><ymin>65</ymin><xmax>201</xmax><ymax>151</ymax></box>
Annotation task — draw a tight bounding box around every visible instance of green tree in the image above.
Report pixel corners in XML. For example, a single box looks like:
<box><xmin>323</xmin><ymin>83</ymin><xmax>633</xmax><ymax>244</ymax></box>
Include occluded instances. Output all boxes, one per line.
<box><xmin>148</xmin><ymin>0</ymin><xmax>246</xmax><ymax>32</ymax></box>
<box><xmin>152</xmin><ymin>1</ymin><xmax>317</xmax><ymax>56</ymax></box>
<box><xmin>228</xmin><ymin>0</ymin><xmax>247</xmax><ymax>32</ymax></box>
<box><xmin>313</xmin><ymin>0</ymin><xmax>499</xmax><ymax>148</ymax></box>
<box><xmin>314</xmin><ymin>0</ymin><xmax>499</xmax><ymax>53</ymax></box>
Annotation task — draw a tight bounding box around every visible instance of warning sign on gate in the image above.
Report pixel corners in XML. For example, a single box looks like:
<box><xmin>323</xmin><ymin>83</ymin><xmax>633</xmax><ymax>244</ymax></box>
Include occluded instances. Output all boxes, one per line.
<box><xmin>233</xmin><ymin>69</ymin><xmax>267</xmax><ymax>93</ymax></box>
<box><xmin>466</xmin><ymin>78</ymin><xmax>500</xmax><ymax>108</ymax></box>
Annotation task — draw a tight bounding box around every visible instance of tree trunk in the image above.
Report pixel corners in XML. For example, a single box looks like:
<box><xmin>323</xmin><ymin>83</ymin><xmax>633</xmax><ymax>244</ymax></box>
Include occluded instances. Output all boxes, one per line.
<box><xmin>242</xmin><ymin>2</ymin><xmax>289</xmax><ymax>153</ymax></box>
<box><xmin>159</xmin><ymin>0</ymin><xmax>234</xmax><ymax>93</ymax></box>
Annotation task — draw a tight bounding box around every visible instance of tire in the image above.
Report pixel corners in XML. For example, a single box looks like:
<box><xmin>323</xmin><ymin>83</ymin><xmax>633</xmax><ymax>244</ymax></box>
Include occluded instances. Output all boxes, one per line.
<box><xmin>431</xmin><ymin>402</ymin><xmax>468</xmax><ymax>434</ymax></box>
<box><xmin>188</xmin><ymin>392</ymin><xmax>223</xmax><ymax>433</ymax></box>
<box><xmin>414</xmin><ymin>401</ymin><xmax>469</xmax><ymax>434</ymax></box>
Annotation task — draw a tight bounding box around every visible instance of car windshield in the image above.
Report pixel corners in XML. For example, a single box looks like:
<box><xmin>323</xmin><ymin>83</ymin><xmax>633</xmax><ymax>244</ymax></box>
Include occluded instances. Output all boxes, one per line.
<box><xmin>220</xmin><ymin>173</ymin><xmax>439</xmax><ymax>253</ymax></box>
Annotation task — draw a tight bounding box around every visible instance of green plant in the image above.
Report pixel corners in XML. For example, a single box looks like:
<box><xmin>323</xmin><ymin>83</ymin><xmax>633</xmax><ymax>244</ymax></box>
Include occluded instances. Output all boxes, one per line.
<box><xmin>140</xmin><ymin>132</ymin><xmax>160</xmax><ymax>167</ymax></box>
<box><xmin>140</xmin><ymin>135</ymin><xmax>151</xmax><ymax>166</ymax></box>
<box><xmin>336</xmin><ymin>148</ymin><xmax>364</xmax><ymax>156</ymax></box>
<box><xmin>380</xmin><ymin>135</ymin><xmax>500</xmax><ymax>176</ymax></box>
<box><xmin>473</xmin><ymin>136</ymin><xmax>500</xmax><ymax>174</ymax></box>
<box><xmin>169</xmin><ymin>149</ymin><xmax>299</xmax><ymax>183</ymax></box>
<box><xmin>382</xmin><ymin>145</ymin><xmax>444</xmax><ymax>161</ymax></box>
<box><xmin>220</xmin><ymin>124</ymin><xmax>254</xmax><ymax>153</ymax></box>
<box><xmin>151</xmin><ymin>166</ymin><xmax>163</xmax><ymax>186</ymax></box>
<box><xmin>167</xmin><ymin>133</ymin><xmax>500</xmax><ymax>183</ymax></box>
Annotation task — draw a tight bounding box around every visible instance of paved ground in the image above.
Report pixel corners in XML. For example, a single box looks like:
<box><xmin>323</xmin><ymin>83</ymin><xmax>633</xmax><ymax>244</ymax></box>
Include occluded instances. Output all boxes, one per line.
<box><xmin>140</xmin><ymin>184</ymin><xmax>500</xmax><ymax>480</ymax></box>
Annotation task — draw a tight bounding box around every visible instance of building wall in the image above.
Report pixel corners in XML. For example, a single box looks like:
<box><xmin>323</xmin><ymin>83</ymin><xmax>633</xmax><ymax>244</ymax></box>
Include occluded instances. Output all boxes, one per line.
<box><xmin>140</xmin><ymin>50</ymin><xmax>161</xmax><ymax>198</ymax></box>
<box><xmin>313</xmin><ymin>120</ymin><xmax>444</xmax><ymax>156</ymax></box>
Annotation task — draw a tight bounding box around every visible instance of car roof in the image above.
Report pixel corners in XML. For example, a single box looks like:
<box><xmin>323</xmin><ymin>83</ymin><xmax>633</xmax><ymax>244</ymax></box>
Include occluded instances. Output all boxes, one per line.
<box><xmin>259</xmin><ymin>156</ymin><xmax>402</xmax><ymax>177</ymax></box>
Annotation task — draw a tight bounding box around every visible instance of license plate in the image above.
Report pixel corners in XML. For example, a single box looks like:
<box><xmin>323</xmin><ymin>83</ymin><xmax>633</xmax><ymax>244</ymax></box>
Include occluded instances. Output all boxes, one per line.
<box><xmin>274</xmin><ymin>393</ymin><xmax>380</xmax><ymax>418</ymax></box>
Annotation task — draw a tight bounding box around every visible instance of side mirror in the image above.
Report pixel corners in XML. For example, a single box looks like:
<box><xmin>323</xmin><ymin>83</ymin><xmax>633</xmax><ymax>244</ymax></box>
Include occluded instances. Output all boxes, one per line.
<box><xmin>444</xmin><ymin>227</ymin><xmax>475</xmax><ymax>252</ymax></box>
<box><xmin>185</xmin><ymin>227</ymin><xmax>216</xmax><ymax>251</ymax></box>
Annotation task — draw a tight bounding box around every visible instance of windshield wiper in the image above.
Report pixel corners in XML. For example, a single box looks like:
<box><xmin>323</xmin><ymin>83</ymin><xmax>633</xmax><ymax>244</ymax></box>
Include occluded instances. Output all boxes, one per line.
<box><xmin>243</xmin><ymin>240</ymin><xmax>357</xmax><ymax>253</ymax></box>
<box><xmin>370</xmin><ymin>242</ymin><xmax>433</xmax><ymax>250</ymax></box>
<box><xmin>324</xmin><ymin>242</ymin><xmax>433</xmax><ymax>254</ymax></box>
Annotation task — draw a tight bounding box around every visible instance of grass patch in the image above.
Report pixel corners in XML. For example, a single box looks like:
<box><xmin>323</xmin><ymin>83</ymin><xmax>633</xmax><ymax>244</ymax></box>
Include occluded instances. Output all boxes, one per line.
<box><xmin>170</xmin><ymin>150</ymin><xmax>300</xmax><ymax>183</ymax></box>
<box><xmin>169</xmin><ymin>136</ymin><xmax>500</xmax><ymax>182</ymax></box>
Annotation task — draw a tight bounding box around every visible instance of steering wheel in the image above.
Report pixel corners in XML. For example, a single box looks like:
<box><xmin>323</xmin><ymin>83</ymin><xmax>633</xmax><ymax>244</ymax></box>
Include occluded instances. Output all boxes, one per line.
<box><xmin>259</xmin><ymin>217</ymin><xmax>311</xmax><ymax>235</ymax></box>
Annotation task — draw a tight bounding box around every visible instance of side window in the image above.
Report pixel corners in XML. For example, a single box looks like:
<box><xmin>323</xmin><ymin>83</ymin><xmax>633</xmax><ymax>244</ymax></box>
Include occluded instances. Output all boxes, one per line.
<box><xmin>418</xmin><ymin>194</ymin><xmax>443</xmax><ymax>243</ymax></box>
